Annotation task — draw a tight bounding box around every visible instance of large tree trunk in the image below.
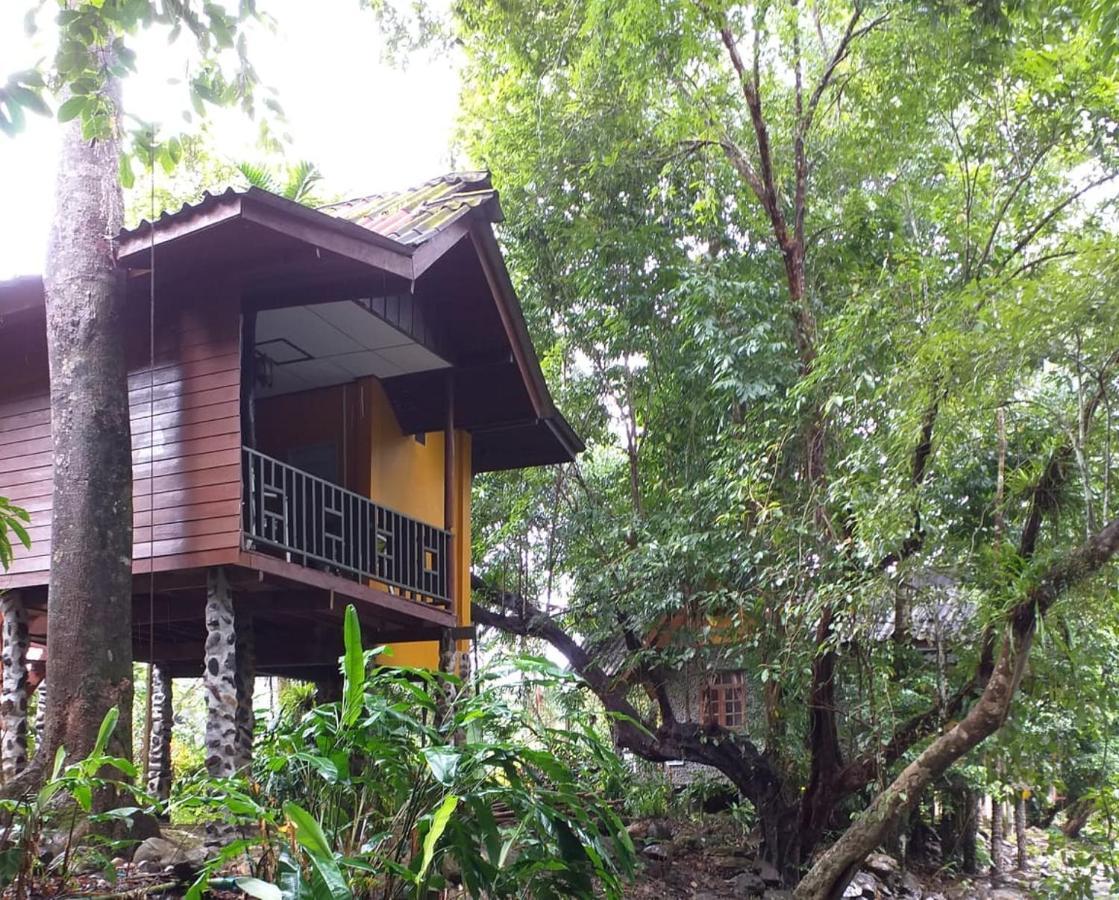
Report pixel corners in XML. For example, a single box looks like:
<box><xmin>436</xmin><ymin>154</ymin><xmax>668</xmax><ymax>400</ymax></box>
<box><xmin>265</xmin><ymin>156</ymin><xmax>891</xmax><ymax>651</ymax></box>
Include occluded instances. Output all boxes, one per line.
<box><xmin>794</xmin><ymin>514</ymin><xmax>1119</xmax><ymax>899</ymax></box>
<box><xmin>40</xmin><ymin>72</ymin><xmax>134</xmax><ymax>776</ymax></box>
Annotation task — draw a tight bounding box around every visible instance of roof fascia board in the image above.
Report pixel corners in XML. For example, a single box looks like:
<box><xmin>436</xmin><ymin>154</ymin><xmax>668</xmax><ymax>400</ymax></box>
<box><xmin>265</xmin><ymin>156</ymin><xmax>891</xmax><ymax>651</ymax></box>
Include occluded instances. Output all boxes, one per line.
<box><xmin>117</xmin><ymin>197</ymin><xmax>245</xmax><ymax>264</ymax></box>
<box><xmin>411</xmin><ymin>217</ymin><xmax>473</xmax><ymax>280</ymax></box>
<box><xmin>240</xmin><ymin>193</ymin><xmax>414</xmax><ymax>280</ymax></box>
<box><xmin>468</xmin><ymin>222</ymin><xmax>552</xmax><ymax>418</ymax></box>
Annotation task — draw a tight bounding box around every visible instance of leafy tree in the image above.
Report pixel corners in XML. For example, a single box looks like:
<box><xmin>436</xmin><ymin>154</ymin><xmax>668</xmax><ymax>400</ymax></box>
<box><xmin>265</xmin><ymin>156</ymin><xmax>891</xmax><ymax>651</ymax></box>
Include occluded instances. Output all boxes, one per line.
<box><xmin>4</xmin><ymin>0</ymin><xmax>265</xmax><ymax>793</ymax></box>
<box><xmin>452</xmin><ymin>0</ymin><xmax>1119</xmax><ymax>892</ymax></box>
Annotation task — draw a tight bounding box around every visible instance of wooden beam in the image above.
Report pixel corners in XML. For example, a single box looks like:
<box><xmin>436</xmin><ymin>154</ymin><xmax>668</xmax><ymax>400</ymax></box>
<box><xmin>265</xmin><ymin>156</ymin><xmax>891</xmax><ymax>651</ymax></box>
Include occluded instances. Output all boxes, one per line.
<box><xmin>241</xmin><ymin>195</ymin><xmax>414</xmax><ymax>280</ymax></box>
<box><xmin>236</xmin><ymin>550</ymin><xmax>456</xmax><ymax>627</ymax></box>
<box><xmin>444</xmin><ymin>371</ymin><xmax>457</xmax><ymax>613</ymax></box>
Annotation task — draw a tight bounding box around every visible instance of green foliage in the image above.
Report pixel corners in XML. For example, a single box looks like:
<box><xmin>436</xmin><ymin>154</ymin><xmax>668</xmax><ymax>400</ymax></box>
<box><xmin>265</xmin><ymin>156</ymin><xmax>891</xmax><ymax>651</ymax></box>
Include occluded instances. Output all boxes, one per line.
<box><xmin>236</xmin><ymin>160</ymin><xmax>326</xmax><ymax>205</ymax></box>
<box><xmin>0</xmin><ymin>709</ymin><xmax>156</xmax><ymax>896</ymax></box>
<box><xmin>451</xmin><ymin>0</ymin><xmax>1119</xmax><ymax>860</ymax></box>
<box><xmin>0</xmin><ymin>497</ymin><xmax>30</xmax><ymax>572</ymax></box>
<box><xmin>621</xmin><ymin>762</ymin><xmax>672</xmax><ymax>820</ymax></box>
<box><xmin>8</xmin><ymin>1</ymin><xmax>278</xmax><ymax>189</ymax></box>
<box><xmin>172</xmin><ymin>604</ymin><xmax>634</xmax><ymax>899</ymax></box>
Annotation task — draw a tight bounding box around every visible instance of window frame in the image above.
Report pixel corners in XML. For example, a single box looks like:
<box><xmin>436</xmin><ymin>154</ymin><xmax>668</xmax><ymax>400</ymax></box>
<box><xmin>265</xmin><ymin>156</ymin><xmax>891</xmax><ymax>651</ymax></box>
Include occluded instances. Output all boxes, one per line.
<box><xmin>701</xmin><ymin>670</ymin><xmax>746</xmax><ymax>729</ymax></box>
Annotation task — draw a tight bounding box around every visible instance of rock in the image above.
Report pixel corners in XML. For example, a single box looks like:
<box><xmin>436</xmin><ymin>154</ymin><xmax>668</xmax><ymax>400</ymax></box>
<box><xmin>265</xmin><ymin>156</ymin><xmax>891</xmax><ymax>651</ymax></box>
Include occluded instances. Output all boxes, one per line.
<box><xmin>762</xmin><ymin>891</ymin><xmax>793</xmax><ymax>900</ymax></box>
<box><xmin>713</xmin><ymin>854</ymin><xmax>751</xmax><ymax>875</ymax></box>
<box><xmin>731</xmin><ymin>871</ymin><xmax>767</xmax><ymax>896</ymax></box>
<box><xmin>756</xmin><ymin>860</ymin><xmax>783</xmax><ymax>886</ymax></box>
<box><xmin>865</xmin><ymin>852</ymin><xmax>900</xmax><ymax>879</ymax></box>
<box><xmin>675</xmin><ymin>833</ymin><xmax>703</xmax><ymax>853</ymax></box>
<box><xmin>900</xmin><ymin>871</ymin><xmax>922</xmax><ymax>898</ymax></box>
<box><xmin>132</xmin><ymin>835</ymin><xmax>206</xmax><ymax>878</ymax></box>
<box><xmin>843</xmin><ymin>871</ymin><xmax>881</xmax><ymax>898</ymax></box>
<box><xmin>642</xmin><ymin>842</ymin><xmax>670</xmax><ymax>862</ymax></box>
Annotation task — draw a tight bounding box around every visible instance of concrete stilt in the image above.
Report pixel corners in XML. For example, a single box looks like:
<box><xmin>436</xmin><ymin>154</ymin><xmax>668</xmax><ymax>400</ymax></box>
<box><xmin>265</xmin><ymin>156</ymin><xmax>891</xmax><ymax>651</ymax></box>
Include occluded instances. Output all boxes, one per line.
<box><xmin>233</xmin><ymin>608</ymin><xmax>255</xmax><ymax>772</ymax></box>
<box><xmin>0</xmin><ymin>593</ymin><xmax>29</xmax><ymax>780</ymax></box>
<box><xmin>146</xmin><ymin>664</ymin><xmax>173</xmax><ymax>800</ymax></box>
<box><xmin>33</xmin><ymin>678</ymin><xmax>45</xmax><ymax>755</ymax></box>
<box><xmin>203</xmin><ymin>569</ymin><xmax>240</xmax><ymax>778</ymax></box>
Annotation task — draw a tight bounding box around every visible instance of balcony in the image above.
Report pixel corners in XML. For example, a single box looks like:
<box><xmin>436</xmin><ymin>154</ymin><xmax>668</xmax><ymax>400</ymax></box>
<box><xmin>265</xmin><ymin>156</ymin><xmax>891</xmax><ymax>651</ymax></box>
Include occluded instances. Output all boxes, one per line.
<box><xmin>241</xmin><ymin>446</ymin><xmax>452</xmax><ymax>609</ymax></box>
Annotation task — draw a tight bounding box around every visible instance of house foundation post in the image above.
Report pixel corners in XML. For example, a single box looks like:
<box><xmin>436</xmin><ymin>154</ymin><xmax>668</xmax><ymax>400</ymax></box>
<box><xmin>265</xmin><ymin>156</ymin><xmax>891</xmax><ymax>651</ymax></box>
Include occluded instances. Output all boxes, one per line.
<box><xmin>204</xmin><ymin>568</ymin><xmax>240</xmax><ymax>778</ymax></box>
<box><xmin>33</xmin><ymin>678</ymin><xmax>45</xmax><ymax>755</ymax></box>
<box><xmin>234</xmin><ymin>607</ymin><xmax>255</xmax><ymax>772</ymax></box>
<box><xmin>0</xmin><ymin>592</ymin><xmax>29</xmax><ymax>780</ymax></box>
<box><xmin>146</xmin><ymin>664</ymin><xmax>174</xmax><ymax>801</ymax></box>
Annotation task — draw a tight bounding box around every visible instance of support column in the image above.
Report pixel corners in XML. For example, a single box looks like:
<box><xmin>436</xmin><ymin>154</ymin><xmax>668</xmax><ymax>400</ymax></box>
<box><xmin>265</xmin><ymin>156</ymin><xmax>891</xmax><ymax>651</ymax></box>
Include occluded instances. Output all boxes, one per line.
<box><xmin>0</xmin><ymin>593</ymin><xmax>29</xmax><ymax>780</ymax></box>
<box><xmin>33</xmin><ymin>678</ymin><xmax>45</xmax><ymax>754</ymax></box>
<box><xmin>204</xmin><ymin>569</ymin><xmax>239</xmax><ymax>778</ymax></box>
<box><xmin>233</xmin><ymin>608</ymin><xmax>255</xmax><ymax>772</ymax></box>
<box><xmin>146</xmin><ymin>664</ymin><xmax>173</xmax><ymax>801</ymax></box>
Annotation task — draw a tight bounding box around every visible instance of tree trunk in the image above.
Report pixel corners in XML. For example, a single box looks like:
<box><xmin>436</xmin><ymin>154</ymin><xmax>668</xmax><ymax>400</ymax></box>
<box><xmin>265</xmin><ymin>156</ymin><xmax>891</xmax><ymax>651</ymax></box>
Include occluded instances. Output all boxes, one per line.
<box><xmin>793</xmin><ymin>514</ymin><xmax>1119</xmax><ymax>899</ymax></box>
<box><xmin>961</xmin><ymin>790</ymin><xmax>979</xmax><ymax>876</ymax></box>
<box><xmin>990</xmin><ymin>794</ymin><xmax>1003</xmax><ymax>874</ymax></box>
<box><xmin>40</xmin><ymin>72</ymin><xmax>134</xmax><ymax>778</ymax></box>
<box><xmin>1014</xmin><ymin>793</ymin><xmax>1028</xmax><ymax>870</ymax></box>
<box><xmin>1061</xmin><ymin>798</ymin><xmax>1094</xmax><ymax>839</ymax></box>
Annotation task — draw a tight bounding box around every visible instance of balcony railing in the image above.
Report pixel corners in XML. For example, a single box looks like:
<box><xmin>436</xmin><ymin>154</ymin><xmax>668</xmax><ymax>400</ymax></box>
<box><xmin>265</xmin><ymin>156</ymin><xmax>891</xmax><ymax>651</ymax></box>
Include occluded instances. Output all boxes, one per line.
<box><xmin>242</xmin><ymin>446</ymin><xmax>451</xmax><ymax>607</ymax></box>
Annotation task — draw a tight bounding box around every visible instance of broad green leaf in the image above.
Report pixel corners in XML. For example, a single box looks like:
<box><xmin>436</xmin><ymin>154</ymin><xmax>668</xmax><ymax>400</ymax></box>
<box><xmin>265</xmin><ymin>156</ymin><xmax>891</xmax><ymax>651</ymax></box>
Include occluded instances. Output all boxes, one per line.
<box><xmin>92</xmin><ymin>707</ymin><xmax>119</xmax><ymax>758</ymax></box>
<box><xmin>56</xmin><ymin>95</ymin><xmax>87</xmax><ymax>123</ymax></box>
<box><xmin>233</xmin><ymin>877</ymin><xmax>282</xmax><ymax>900</ymax></box>
<box><xmin>422</xmin><ymin>746</ymin><xmax>460</xmax><ymax>785</ymax></box>
<box><xmin>283</xmin><ymin>802</ymin><xmax>332</xmax><ymax>858</ymax></box>
<box><xmin>342</xmin><ymin>604</ymin><xmax>364</xmax><ymax>725</ymax></box>
<box><xmin>418</xmin><ymin>794</ymin><xmax>458</xmax><ymax>881</ymax></box>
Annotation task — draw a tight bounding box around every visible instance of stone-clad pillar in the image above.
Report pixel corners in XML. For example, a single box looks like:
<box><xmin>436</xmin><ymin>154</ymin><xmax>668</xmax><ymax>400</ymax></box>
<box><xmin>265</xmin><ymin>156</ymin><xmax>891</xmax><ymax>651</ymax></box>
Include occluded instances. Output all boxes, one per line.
<box><xmin>0</xmin><ymin>593</ymin><xmax>29</xmax><ymax>780</ymax></box>
<box><xmin>33</xmin><ymin>678</ymin><xmax>45</xmax><ymax>753</ymax></box>
<box><xmin>204</xmin><ymin>569</ymin><xmax>239</xmax><ymax>778</ymax></box>
<box><xmin>147</xmin><ymin>664</ymin><xmax>173</xmax><ymax>800</ymax></box>
<box><xmin>233</xmin><ymin>608</ymin><xmax>255</xmax><ymax>772</ymax></box>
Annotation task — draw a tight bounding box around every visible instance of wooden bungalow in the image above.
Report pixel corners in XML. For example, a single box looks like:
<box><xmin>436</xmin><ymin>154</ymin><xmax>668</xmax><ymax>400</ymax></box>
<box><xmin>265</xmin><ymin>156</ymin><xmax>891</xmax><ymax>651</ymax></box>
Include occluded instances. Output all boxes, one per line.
<box><xmin>0</xmin><ymin>172</ymin><xmax>581</xmax><ymax>784</ymax></box>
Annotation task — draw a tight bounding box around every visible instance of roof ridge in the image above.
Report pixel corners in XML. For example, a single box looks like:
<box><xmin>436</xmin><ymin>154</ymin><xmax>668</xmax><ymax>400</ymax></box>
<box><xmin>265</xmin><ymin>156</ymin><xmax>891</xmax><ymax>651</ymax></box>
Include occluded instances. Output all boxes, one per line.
<box><xmin>317</xmin><ymin>171</ymin><xmax>498</xmax><ymax>247</ymax></box>
<box><xmin>318</xmin><ymin>171</ymin><xmax>492</xmax><ymax>213</ymax></box>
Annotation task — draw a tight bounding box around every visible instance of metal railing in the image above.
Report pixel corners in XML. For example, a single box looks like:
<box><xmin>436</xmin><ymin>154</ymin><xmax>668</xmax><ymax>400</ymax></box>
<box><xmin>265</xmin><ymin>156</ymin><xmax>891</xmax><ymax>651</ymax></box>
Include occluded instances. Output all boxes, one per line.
<box><xmin>241</xmin><ymin>446</ymin><xmax>451</xmax><ymax>607</ymax></box>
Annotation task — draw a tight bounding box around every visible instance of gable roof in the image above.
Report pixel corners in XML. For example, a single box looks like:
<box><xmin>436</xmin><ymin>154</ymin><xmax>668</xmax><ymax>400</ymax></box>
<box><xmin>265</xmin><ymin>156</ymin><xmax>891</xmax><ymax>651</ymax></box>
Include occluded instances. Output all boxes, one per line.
<box><xmin>0</xmin><ymin>172</ymin><xmax>583</xmax><ymax>473</ymax></box>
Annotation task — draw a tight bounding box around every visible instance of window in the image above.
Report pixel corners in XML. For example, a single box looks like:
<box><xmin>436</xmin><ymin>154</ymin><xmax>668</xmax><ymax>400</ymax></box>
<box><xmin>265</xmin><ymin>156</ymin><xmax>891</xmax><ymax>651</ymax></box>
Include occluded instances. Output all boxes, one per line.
<box><xmin>702</xmin><ymin>671</ymin><xmax>746</xmax><ymax>729</ymax></box>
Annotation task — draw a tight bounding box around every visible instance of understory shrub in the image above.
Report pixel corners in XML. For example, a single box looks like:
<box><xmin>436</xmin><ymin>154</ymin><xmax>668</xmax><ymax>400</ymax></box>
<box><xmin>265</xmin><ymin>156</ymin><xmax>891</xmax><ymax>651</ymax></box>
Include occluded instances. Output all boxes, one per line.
<box><xmin>173</xmin><ymin>604</ymin><xmax>635</xmax><ymax>899</ymax></box>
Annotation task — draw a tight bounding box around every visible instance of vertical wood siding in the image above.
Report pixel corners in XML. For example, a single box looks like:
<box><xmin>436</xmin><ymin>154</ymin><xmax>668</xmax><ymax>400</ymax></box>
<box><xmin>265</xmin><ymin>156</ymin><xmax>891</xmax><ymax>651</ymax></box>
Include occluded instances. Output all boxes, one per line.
<box><xmin>0</xmin><ymin>283</ymin><xmax>243</xmax><ymax>586</ymax></box>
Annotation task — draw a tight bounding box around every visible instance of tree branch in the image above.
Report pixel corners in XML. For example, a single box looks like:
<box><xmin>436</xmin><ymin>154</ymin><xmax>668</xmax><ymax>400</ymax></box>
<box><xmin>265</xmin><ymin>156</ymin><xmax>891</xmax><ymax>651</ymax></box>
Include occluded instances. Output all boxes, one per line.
<box><xmin>995</xmin><ymin>171</ymin><xmax>1119</xmax><ymax>277</ymax></box>
<box><xmin>470</xmin><ymin>576</ymin><xmax>786</xmax><ymax>809</ymax></box>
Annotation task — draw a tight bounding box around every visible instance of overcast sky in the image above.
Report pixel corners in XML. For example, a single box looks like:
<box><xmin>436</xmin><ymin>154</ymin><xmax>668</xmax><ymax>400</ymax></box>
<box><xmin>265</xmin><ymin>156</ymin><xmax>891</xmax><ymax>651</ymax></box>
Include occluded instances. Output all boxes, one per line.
<box><xmin>0</xmin><ymin>1</ymin><xmax>461</xmax><ymax>279</ymax></box>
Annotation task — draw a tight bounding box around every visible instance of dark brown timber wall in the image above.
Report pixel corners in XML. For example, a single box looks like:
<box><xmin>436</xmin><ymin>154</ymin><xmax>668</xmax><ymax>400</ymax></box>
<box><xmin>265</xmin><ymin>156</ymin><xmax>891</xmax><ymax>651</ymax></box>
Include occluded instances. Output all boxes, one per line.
<box><xmin>0</xmin><ymin>279</ymin><xmax>243</xmax><ymax>588</ymax></box>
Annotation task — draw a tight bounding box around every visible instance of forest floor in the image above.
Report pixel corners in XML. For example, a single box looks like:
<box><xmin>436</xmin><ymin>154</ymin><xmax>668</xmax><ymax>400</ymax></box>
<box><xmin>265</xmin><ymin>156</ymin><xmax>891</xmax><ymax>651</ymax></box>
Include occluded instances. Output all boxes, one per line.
<box><xmin>625</xmin><ymin>814</ymin><xmax>1118</xmax><ymax>898</ymax></box>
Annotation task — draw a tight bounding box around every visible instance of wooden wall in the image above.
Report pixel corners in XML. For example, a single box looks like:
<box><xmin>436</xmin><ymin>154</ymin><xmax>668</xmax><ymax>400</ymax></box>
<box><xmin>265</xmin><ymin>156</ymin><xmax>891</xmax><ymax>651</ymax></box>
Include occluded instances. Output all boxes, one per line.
<box><xmin>0</xmin><ymin>280</ymin><xmax>244</xmax><ymax>588</ymax></box>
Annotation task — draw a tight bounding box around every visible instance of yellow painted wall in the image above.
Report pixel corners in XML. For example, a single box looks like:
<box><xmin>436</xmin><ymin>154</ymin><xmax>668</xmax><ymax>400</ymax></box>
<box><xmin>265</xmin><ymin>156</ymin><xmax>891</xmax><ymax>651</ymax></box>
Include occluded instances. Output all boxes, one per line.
<box><xmin>359</xmin><ymin>379</ymin><xmax>472</xmax><ymax>669</ymax></box>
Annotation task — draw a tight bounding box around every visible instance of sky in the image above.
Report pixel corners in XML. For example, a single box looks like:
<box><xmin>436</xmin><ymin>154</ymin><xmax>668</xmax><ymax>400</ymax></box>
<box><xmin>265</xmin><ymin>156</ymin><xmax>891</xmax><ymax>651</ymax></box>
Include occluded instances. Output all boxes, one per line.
<box><xmin>0</xmin><ymin>0</ymin><xmax>462</xmax><ymax>279</ymax></box>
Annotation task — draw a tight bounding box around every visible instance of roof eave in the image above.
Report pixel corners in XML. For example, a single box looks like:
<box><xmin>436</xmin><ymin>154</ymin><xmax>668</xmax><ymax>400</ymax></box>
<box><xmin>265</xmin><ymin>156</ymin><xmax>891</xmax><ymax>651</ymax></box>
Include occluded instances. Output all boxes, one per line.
<box><xmin>116</xmin><ymin>187</ymin><xmax>419</xmax><ymax>281</ymax></box>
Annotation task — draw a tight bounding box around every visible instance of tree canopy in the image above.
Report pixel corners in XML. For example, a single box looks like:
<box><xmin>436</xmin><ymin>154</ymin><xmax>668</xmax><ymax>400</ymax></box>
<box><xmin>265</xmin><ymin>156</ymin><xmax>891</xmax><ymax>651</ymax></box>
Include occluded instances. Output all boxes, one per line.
<box><xmin>456</xmin><ymin>0</ymin><xmax>1119</xmax><ymax>891</ymax></box>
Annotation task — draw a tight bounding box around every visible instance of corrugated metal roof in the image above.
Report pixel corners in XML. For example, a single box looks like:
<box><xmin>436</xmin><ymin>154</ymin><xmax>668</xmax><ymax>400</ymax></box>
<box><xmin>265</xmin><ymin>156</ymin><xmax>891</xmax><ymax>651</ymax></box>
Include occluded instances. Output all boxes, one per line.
<box><xmin>318</xmin><ymin>172</ymin><xmax>501</xmax><ymax>246</ymax></box>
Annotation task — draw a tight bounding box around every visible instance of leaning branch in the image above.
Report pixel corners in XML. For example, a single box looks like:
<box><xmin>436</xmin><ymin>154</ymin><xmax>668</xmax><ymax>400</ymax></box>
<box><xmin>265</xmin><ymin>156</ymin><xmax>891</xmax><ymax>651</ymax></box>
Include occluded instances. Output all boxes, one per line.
<box><xmin>796</xmin><ymin>513</ymin><xmax>1119</xmax><ymax>900</ymax></box>
<box><xmin>470</xmin><ymin>576</ymin><xmax>785</xmax><ymax>806</ymax></box>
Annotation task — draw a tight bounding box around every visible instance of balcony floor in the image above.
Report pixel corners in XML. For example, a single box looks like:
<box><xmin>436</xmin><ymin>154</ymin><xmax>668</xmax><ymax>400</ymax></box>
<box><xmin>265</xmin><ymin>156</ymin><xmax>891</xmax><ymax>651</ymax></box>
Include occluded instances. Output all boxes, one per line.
<box><xmin>17</xmin><ymin>546</ymin><xmax>457</xmax><ymax>681</ymax></box>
